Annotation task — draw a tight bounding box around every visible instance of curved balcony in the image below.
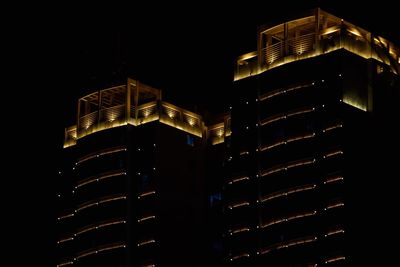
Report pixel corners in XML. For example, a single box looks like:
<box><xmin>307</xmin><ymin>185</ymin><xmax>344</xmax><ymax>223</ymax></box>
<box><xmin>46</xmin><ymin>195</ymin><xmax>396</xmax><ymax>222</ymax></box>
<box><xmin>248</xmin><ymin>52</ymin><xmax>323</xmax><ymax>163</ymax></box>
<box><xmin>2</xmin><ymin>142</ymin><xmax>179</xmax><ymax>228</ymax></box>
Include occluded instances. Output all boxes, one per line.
<box><xmin>235</xmin><ymin>9</ymin><xmax>400</xmax><ymax>81</ymax></box>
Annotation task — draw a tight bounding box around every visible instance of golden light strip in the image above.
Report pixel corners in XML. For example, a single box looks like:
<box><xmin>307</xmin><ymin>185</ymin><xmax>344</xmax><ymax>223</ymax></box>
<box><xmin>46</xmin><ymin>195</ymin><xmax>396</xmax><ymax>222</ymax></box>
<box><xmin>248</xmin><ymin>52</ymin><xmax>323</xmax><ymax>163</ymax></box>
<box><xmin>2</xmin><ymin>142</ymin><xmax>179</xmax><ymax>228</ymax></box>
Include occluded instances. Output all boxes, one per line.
<box><xmin>76</xmin><ymin>171</ymin><xmax>126</xmax><ymax>188</ymax></box>
<box><xmin>325</xmin><ymin>202</ymin><xmax>344</xmax><ymax>210</ymax></box>
<box><xmin>138</xmin><ymin>215</ymin><xmax>156</xmax><ymax>223</ymax></box>
<box><xmin>57</xmin><ymin>261</ymin><xmax>73</xmax><ymax>267</ymax></box>
<box><xmin>137</xmin><ymin>239</ymin><xmax>156</xmax><ymax>247</ymax></box>
<box><xmin>228</xmin><ymin>201</ymin><xmax>250</xmax><ymax>210</ymax></box>
<box><xmin>260</xmin><ymin>166</ymin><xmax>286</xmax><ymax>177</ymax></box>
<box><xmin>260</xmin><ymin>141</ymin><xmax>285</xmax><ymax>151</ymax></box>
<box><xmin>322</xmin><ymin>124</ymin><xmax>342</xmax><ymax>133</ymax></box>
<box><xmin>57</xmin><ymin>237</ymin><xmax>74</xmax><ymax>244</ymax></box>
<box><xmin>260</xmin><ymin>210</ymin><xmax>317</xmax><ymax>229</ymax></box>
<box><xmin>325</xmin><ymin>256</ymin><xmax>345</xmax><ymax>264</ymax></box>
<box><xmin>287</xmin><ymin>107</ymin><xmax>315</xmax><ymax>117</ymax></box>
<box><xmin>58</xmin><ymin>213</ymin><xmax>74</xmax><ymax>220</ymax></box>
<box><xmin>260</xmin><ymin>115</ymin><xmax>286</xmax><ymax>126</ymax></box>
<box><xmin>75</xmin><ymin>219</ymin><xmax>126</xmax><ymax>236</ymax></box>
<box><xmin>240</xmin><ymin>151</ymin><xmax>250</xmax><ymax>155</ymax></box>
<box><xmin>260</xmin><ymin>107</ymin><xmax>315</xmax><ymax>126</ymax></box>
<box><xmin>261</xmin><ymin>133</ymin><xmax>315</xmax><ymax>151</ymax></box>
<box><xmin>97</xmin><ymin>244</ymin><xmax>126</xmax><ymax>252</ymax></box>
<box><xmin>260</xmin><ymin>90</ymin><xmax>285</xmax><ymax>101</ymax></box>
<box><xmin>138</xmin><ymin>191</ymin><xmax>156</xmax><ymax>199</ymax></box>
<box><xmin>230</xmin><ymin>253</ymin><xmax>250</xmax><ymax>261</ymax></box>
<box><xmin>77</xmin><ymin>147</ymin><xmax>126</xmax><ymax>164</ymax></box>
<box><xmin>286</xmin><ymin>158</ymin><xmax>316</xmax><ymax>169</ymax></box>
<box><xmin>258</xmin><ymin>236</ymin><xmax>317</xmax><ymax>255</ymax></box>
<box><xmin>77</xmin><ymin>195</ymin><xmax>126</xmax><ymax>212</ymax></box>
<box><xmin>260</xmin><ymin>158</ymin><xmax>316</xmax><ymax>177</ymax></box>
<box><xmin>323</xmin><ymin>150</ymin><xmax>343</xmax><ymax>158</ymax></box>
<box><xmin>286</xmin><ymin>133</ymin><xmax>315</xmax><ymax>143</ymax></box>
<box><xmin>228</xmin><ymin>176</ymin><xmax>249</xmax><ymax>185</ymax></box>
<box><xmin>259</xmin><ymin>82</ymin><xmax>314</xmax><ymax>101</ymax></box>
<box><xmin>76</xmin><ymin>243</ymin><xmax>126</xmax><ymax>260</ymax></box>
<box><xmin>76</xmin><ymin>202</ymin><xmax>97</xmax><ymax>211</ymax></box>
<box><xmin>229</xmin><ymin>227</ymin><xmax>250</xmax><ymax>235</ymax></box>
<box><xmin>324</xmin><ymin>176</ymin><xmax>343</xmax><ymax>184</ymax></box>
<box><xmin>324</xmin><ymin>229</ymin><xmax>345</xmax><ymax>237</ymax></box>
<box><xmin>260</xmin><ymin>184</ymin><xmax>316</xmax><ymax>203</ymax></box>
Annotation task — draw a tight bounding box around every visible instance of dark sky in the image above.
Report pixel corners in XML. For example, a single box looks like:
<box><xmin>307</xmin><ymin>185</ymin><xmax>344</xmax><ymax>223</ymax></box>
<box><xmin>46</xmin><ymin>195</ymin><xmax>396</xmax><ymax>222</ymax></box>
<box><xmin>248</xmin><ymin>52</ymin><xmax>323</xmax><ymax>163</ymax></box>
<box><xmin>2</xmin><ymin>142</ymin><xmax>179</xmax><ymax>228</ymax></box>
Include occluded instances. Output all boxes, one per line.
<box><xmin>14</xmin><ymin>1</ymin><xmax>397</xmax><ymax>266</ymax></box>
<box><xmin>53</xmin><ymin>1</ymin><xmax>398</xmax><ymax>130</ymax></box>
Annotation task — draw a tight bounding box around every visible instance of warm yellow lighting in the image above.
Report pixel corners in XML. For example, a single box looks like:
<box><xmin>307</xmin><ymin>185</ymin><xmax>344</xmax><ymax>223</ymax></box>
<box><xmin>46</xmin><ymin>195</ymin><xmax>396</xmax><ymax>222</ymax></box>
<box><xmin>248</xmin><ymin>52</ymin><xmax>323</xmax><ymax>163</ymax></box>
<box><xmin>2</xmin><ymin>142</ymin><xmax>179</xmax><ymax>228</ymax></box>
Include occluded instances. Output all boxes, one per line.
<box><xmin>75</xmin><ymin>219</ymin><xmax>126</xmax><ymax>236</ymax></box>
<box><xmin>260</xmin><ymin>158</ymin><xmax>315</xmax><ymax>177</ymax></box>
<box><xmin>320</xmin><ymin>26</ymin><xmax>340</xmax><ymax>36</ymax></box>
<box><xmin>76</xmin><ymin>170</ymin><xmax>126</xmax><ymax>189</ymax></box>
<box><xmin>325</xmin><ymin>256</ymin><xmax>345</xmax><ymax>264</ymax></box>
<box><xmin>77</xmin><ymin>147</ymin><xmax>126</xmax><ymax>164</ymax></box>
<box><xmin>228</xmin><ymin>201</ymin><xmax>250</xmax><ymax>209</ymax></box>
<box><xmin>324</xmin><ymin>176</ymin><xmax>344</xmax><ymax>184</ymax></box>
<box><xmin>138</xmin><ymin>215</ymin><xmax>156</xmax><ymax>222</ymax></box>
<box><xmin>64</xmin><ymin>85</ymin><xmax>207</xmax><ymax>148</ymax></box>
<box><xmin>235</xmin><ymin>11</ymin><xmax>399</xmax><ymax>81</ymax></box>
<box><xmin>76</xmin><ymin>243</ymin><xmax>126</xmax><ymax>260</ymax></box>
<box><xmin>57</xmin><ymin>261</ymin><xmax>73</xmax><ymax>267</ymax></box>
<box><xmin>260</xmin><ymin>210</ymin><xmax>316</xmax><ymax>229</ymax></box>
<box><xmin>230</xmin><ymin>253</ymin><xmax>250</xmax><ymax>261</ymax></box>
<box><xmin>343</xmin><ymin>96</ymin><xmax>367</xmax><ymax>111</ymax></box>
<box><xmin>324</xmin><ymin>229</ymin><xmax>345</xmax><ymax>237</ymax></box>
<box><xmin>229</xmin><ymin>227</ymin><xmax>250</xmax><ymax>235</ymax></box>
<box><xmin>228</xmin><ymin>176</ymin><xmax>249</xmax><ymax>185</ymax></box>
<box><xmin>57</xmin><ymin>237</ymin><xmax>74</xmax><ymax>244</ymax></box>
<box><xmin>325</xmin><ymin>202</ymin><xmax>344</xmax><ymax>210</ymax></box>
<box><xmin>260</xmin><ymin>184</ymin><xmax>316</xmax><ymax>203</ymax></box>
<box><xmin>58</xmin><ymin>212</ymin><xmax>74</xmax><ymax>220</ymax></box>
<box><xmin>258</xmin><ymin>236</ymin><xmax>317</xmax><ymax>255</ymax></box>
<box><xmin>347</xmin><ymin>27</ymin><xmax>362</xmax><ymax>37</ymax></box>
<box><xmin>323</xmin><ymin>124</ymin><xmax>343</xmax><ymax>133</ymax></box>
<box><xmin>137</xmin><ymin>239</ymin><xmax>156</xmax><ymax>247</ymax></box>
<box><xmin>323</xmin><ymin>150</ymin><xmax>343</xmax><ymax>159</ymax></box>
<box><xmin>138</xmin><ymin>190</ymin><xmax>156</xmax><ymax>199</ymax></box>
<box><xmin>77</xmin><ymin>195</ymin><xmax>126</xmax><ymax>212</ymax></box>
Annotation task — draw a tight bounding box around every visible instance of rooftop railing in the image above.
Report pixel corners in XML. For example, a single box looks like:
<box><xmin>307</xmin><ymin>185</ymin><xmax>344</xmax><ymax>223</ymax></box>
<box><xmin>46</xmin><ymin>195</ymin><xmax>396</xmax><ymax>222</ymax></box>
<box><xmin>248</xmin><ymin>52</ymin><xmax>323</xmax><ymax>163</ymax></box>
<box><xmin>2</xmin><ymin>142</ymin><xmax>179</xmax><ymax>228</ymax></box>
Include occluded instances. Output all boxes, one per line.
<box><xmin>235</xmin><ymin>10</ymin><xmax>399</xmax><ymax>80</ymax></box>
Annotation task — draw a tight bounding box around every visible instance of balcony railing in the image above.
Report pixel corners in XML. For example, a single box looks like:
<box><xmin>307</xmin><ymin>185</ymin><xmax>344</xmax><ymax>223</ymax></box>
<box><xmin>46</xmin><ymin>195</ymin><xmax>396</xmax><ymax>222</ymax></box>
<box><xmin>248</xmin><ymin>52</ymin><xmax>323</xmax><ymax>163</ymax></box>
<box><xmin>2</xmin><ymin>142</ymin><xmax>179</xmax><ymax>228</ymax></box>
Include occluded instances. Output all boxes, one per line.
<box><xmin>235</xmin><ymin>15</ymin><xmax>399</xmax><ymax>80</ymax></box>
<box><xmin>65</xmin><ymin>80</ymin><xmax>229</xmax><ymax>148</ymax></box>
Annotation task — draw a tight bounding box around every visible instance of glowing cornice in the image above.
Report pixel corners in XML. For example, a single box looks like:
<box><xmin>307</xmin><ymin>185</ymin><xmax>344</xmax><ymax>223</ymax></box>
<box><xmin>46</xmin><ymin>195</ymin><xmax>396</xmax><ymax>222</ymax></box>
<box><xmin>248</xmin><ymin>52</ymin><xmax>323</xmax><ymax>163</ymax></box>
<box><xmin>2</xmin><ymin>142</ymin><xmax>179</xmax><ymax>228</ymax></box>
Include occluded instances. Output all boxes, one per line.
<box><xmin>234</xmin><ymin>9</ymin><xmax>400</xmax><ymax>81</ymax></box>
<box><xmin>64</xmin><ymin>81</ymin><xmax>232</xmax><ymax>148</ymax></box>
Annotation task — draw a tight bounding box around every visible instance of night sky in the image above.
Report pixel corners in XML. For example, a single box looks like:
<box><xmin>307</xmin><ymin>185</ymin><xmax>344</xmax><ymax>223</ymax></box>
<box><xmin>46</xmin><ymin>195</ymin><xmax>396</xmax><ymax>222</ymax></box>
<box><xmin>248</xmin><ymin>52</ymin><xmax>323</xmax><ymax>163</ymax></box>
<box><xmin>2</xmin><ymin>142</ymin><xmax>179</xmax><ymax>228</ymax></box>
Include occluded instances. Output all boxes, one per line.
<box><xmin>14</xmin><ymin>1</ymin><xmax>398</xmax><ymax>267</ymax></box>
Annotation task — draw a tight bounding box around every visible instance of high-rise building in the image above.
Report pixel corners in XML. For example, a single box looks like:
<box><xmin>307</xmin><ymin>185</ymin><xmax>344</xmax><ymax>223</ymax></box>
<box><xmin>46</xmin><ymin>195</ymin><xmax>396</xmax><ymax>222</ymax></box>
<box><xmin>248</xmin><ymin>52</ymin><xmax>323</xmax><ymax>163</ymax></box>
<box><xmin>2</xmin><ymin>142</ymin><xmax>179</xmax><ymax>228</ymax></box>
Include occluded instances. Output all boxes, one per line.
<box><xmin>57</xmin><ymin>8</ymin><xmax>399</xmax><ymax>267</ymax></box>
<box><xmin>56</xmin><ymin>79</ymin><xmax>230</xmax><ymax>267</ymax></box>
<box><xmin>224</xmin><ymin>8</ymin><xmax>399</xmax><ymax>266</ymax></box>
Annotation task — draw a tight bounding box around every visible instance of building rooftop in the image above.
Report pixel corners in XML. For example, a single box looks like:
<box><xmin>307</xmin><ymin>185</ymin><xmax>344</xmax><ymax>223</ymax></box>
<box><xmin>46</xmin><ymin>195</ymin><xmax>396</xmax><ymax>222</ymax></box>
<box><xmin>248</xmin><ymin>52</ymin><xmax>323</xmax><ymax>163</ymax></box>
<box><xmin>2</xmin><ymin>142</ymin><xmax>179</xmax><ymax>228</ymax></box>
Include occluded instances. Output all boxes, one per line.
<box><xmin>235</xmin><ymin>8</ymin><xmax>400</xmax><ymax>80</ymax></box>
<box><xmin>64</xmin><ymin>79</ymin><xmax>230</xmax><ymax>148</ymax></box>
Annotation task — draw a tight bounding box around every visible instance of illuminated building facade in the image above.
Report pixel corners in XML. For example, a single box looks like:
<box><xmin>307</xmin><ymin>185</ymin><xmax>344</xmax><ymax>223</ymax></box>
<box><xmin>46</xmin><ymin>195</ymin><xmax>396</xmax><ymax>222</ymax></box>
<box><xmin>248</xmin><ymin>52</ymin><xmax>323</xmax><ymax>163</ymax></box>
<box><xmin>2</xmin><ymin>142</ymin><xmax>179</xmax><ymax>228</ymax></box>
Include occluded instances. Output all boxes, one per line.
<box><xmin>57</xmin><ymin>8</ymin><xmax>399</xmax><ymax>267</ymax></box>
<box><xmin>224</xmin><ymin>8</ymin><xmax>399</xmax><ymax>266</ymax></box>
<box><xmin>57</xmin><ymin>79</ymin><xmax>230</xmax><ymax>267</ymax></box>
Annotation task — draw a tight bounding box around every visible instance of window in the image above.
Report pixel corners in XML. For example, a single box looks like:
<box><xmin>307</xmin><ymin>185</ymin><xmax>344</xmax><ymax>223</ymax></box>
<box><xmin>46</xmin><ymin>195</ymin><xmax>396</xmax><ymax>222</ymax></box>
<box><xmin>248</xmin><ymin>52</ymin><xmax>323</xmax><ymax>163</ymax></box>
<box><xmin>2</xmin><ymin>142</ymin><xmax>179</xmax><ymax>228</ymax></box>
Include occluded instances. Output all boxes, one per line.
<box><xmin>186</xmin><ymin>135</ymin><xmax>194</xmax><ymax>146</ymax></box>
<box><xmin>209</xmin><ymin>193</ymin><xmax>222</xmax><ymax>207</ymax></box>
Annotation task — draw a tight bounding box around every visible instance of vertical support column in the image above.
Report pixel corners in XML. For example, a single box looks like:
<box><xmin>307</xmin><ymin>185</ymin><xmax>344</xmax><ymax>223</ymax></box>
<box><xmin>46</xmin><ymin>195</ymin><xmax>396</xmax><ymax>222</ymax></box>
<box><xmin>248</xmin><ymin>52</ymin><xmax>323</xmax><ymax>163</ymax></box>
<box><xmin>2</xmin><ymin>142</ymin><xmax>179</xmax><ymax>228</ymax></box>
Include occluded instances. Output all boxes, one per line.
<box><xmin>97</xmin><ymin>90</ymin><xmax>101</xmax><ymax>124</ymax></box>
<box><xmin>77</xmin><ymin>99</ymin><xmax>81</xmax><ymax>135</ymax></box>
<box><xmin>258</xmin><ymin>32</ymin><xmax>264</xmax><ymax>67</ymax></box>
<box><xmin>126</xmin><ymin>79</ymin><xmax>131</xmax><ymax>123</ymax></box>
<box><xmin>135</xmin><ymin>81</ymin><xmax>139</xmax><ymax>120</ymax></box>
<box><xmin>315</xmin><ymin>8</ymin><xmax>320</xmax><ymax>52</ymax></box>
<box><xmin>267</xmin><ymin>34</ymin><xmax>272</xmax><ymax>64</ymax></box>
<box><xmin>284</xmin><ymin>23</ymin><xmax>289</xmax><ymax>56</ymax></box>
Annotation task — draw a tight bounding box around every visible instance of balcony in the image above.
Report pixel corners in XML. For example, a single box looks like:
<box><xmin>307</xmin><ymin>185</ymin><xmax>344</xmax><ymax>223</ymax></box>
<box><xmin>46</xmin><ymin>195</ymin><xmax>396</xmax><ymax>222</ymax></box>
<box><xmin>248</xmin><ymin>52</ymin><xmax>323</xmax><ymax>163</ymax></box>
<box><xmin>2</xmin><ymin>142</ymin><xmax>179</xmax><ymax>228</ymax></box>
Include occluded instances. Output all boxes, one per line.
<box><xmin>235</xmin><ymin>9</ymin><xmax>400</xmax><ymax>80</ymax></box>
<box><xmin>64</xmin><ymin>79</ymin><xmax>231</xmax><ymax>147</ymax></box>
